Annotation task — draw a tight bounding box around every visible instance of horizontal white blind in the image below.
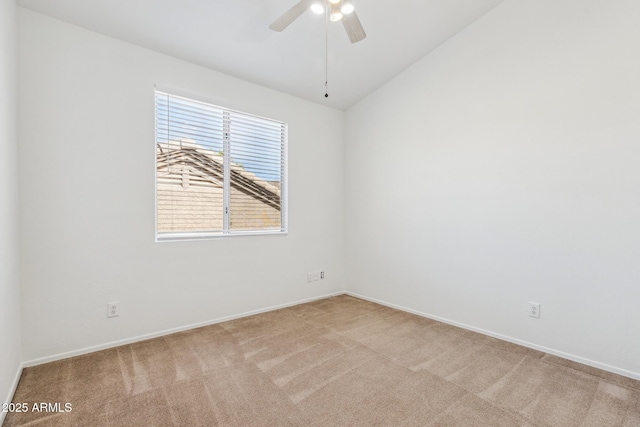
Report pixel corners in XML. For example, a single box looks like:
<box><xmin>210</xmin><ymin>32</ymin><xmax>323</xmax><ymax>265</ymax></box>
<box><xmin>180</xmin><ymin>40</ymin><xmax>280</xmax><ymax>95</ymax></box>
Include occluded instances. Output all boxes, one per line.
<box><xmin>155</xmin><ymin>91</ymin><xmax>287</xmax><ymax>240</ymax></box>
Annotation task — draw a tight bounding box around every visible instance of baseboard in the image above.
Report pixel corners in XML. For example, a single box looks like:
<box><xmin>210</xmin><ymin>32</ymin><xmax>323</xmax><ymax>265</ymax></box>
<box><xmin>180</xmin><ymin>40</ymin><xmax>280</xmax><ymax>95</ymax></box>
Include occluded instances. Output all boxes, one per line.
<box><xmin>1</xmin><ymin>361</ymin><xmax>25</xmax><ymax>425</ymax></box>
<box><xmin>23</xmin><ymin>291</ymin><xmax>346</xmax><ymax>368</ymax></box>
<box><xmin>23</xmin><ymin>289</ymin><xmax>639</xmax><ymax>382</ymax></box>
<box><xmin>346</xmin><ymin>291</ymin><xmax>640</xmax><ymax>381</ymax></box>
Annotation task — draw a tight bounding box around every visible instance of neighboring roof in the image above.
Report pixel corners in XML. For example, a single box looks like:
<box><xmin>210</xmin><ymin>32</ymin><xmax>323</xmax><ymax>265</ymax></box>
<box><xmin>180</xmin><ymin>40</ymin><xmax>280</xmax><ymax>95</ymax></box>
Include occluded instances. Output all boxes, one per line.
<box><xmin>157</xmin><ymin>141</ymin><xmax>281</xmax><ymax>211</ymax></box>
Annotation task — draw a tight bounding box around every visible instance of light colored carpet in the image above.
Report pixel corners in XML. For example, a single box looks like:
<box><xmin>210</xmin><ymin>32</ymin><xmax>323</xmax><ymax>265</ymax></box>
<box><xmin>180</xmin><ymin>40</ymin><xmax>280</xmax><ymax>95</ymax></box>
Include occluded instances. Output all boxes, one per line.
<box><xmin>4</xmin><ymin>295</ymin><xmax>640</xmax><ymax>426</ymax></box>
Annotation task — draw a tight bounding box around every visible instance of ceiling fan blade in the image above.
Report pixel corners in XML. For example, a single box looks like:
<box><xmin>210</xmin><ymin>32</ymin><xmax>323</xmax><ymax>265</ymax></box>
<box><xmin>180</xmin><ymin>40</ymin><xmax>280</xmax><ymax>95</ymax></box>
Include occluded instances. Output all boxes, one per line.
<box><xmin>269</xmin><ymin>0</ymin><xmax>313</xmax><ymax>32</ymax></box>
<box><xmin>342</xmin><ymin>11</ymin><xmax>366</xmax><ymax>43</ymax></box>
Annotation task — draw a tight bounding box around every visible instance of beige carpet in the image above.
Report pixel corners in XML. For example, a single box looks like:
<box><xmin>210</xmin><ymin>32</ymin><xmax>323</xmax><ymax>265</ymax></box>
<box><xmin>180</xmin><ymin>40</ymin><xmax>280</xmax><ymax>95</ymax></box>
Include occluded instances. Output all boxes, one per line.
<box><xmin>4</xmin><ymin>295</ymin><xmax>640</xmax><ymax>426</ymax></box>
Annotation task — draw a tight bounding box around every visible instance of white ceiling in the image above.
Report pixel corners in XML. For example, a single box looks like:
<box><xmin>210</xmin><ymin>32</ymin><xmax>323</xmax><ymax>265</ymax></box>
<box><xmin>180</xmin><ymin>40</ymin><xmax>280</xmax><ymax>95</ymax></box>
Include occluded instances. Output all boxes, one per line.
<box><xmin>16</xmin><ymin>0</ymin><xmax>504</xmax><ymax>110</ymax></box>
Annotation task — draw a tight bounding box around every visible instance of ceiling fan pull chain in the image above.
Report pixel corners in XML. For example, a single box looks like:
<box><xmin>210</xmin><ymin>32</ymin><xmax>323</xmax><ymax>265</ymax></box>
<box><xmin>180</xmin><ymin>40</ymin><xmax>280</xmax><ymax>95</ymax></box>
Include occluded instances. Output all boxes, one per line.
<box><xmin>325</xmin><ymin>2</ymin><xmax>329</xmax><ymax>98</ymax></box>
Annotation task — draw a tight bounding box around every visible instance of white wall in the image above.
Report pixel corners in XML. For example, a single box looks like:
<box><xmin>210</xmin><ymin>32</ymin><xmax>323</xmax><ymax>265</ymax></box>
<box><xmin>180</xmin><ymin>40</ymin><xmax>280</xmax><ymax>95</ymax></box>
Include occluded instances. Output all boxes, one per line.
<box><xmin>17</xmin><ymin>0</ymin><xmax>640</xmax><ymax>380</ymax></box>
<box><xmin>18</xmin><ymin>9</ymin><xmax>346</xmax><ymax>362</ymax></box>
<box><xmin>346</xmin><ymin>0</ymin><xmax>640</xmax><ymax>378</ymax></box>
<box><xmin>0</xmin><ymin>0</ymin><xmax>22</xmax><ymax>412</ymax></box>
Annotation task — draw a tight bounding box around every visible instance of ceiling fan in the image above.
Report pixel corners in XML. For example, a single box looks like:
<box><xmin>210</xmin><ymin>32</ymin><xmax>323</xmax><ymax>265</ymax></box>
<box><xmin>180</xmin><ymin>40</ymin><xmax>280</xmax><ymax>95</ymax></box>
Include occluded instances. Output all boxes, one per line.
<box><xmin>269</xmin><ymin>0</ymin><xmax>366</xmax><ymax>44</ymax></box>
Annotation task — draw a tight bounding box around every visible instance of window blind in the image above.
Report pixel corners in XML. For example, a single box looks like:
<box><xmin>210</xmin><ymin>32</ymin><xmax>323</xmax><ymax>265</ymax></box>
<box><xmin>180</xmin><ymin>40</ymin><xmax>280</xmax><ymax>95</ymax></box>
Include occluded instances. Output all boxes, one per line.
<box><xmin>155</xmin><ymin>91</ymin><xmax>287</xmax><ymax>240</ymax></box>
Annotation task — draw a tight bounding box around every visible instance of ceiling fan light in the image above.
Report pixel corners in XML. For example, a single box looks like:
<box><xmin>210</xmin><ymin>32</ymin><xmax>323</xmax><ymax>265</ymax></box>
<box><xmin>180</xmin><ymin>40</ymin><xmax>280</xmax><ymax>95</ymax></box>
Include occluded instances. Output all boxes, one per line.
<box><xmin>328</xmin><ymin>0</ymin><xmax>341</xmax><ymax>4</ymax></box>
<box><xmin>340</xmin><ymin>1</ymin><xmax>355</xmax><ymax>14</ymax></box>
<box><xmin>330</xmin><ymin>11</ymin><xmax>343</xmax><ymax>21</ymax></box>
<box><xmin>310</xmin><ymin>1</ymin><xmax>324</xmax><ymax>14</ymax></box>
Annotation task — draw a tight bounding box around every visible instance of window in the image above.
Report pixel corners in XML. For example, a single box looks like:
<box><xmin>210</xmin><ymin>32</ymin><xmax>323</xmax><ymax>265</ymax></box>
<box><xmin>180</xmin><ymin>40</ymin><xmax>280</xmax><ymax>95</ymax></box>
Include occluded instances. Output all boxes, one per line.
<box><xmin>155</xmin><ymin>91</ymin><xmax>288</xmax><ymax>241</ymax></box>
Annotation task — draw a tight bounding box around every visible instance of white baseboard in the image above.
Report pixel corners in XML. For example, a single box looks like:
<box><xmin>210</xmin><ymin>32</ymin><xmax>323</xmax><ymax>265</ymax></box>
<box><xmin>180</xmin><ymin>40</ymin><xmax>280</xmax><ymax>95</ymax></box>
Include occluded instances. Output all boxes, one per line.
<box><xmin>346</xmin><ymin>291</ymin><xmax>640</xmax><ymax>381</ymax></box>
<box><xmin>1</xmin><ymin>361</ymin><xmax>25</xmax><ymax>425</ymax></box>
<box><xmin>21</xmin><ymin>289</ymin><xmax>640</xmax><ymax>383</ymax></box>
<box><xmin>23</xmin><ymin>291</ymin><xmax>346</xmax><ymax>368</ymax></box>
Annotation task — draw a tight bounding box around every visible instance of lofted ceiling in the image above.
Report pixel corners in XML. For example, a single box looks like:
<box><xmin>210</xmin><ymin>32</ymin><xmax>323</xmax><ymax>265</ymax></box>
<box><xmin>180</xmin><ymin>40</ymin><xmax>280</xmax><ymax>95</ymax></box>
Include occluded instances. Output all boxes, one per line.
<box><xmin>16</xmin><ymin>0</ymin><xmax>504</xmax><ymax>110</ymax></box>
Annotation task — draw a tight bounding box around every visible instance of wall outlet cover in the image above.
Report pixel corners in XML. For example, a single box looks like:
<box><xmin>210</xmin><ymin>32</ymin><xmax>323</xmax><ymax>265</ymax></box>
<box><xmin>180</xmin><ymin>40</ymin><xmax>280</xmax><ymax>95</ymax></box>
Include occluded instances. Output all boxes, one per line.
<box><xmin>107</xmin><ymin>302</ymin><xmax>120</xmax><ymax>318</ymax></box>
<box><xmin>528</xmin><ymin>302</ymin><xmax>540</xmax><ymax>319</ymax></box>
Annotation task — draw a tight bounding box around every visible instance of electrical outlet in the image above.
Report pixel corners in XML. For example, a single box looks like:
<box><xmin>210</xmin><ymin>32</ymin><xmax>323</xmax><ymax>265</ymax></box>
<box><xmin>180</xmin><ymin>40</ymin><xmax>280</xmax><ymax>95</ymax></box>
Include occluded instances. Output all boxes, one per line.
<box><xmin>307</xmin><ymin>272</ymin><xmax>323</xmax><ymax>282</ymax></box>
<box><xmin>528</xmin><ymin>302</ymin><xmax>540</xmax><ymax>318</ymax></box>
<box><xmin>107</xmin><ymin>302</ymin><xmax>120</xmax><ymax>318</ymax></box>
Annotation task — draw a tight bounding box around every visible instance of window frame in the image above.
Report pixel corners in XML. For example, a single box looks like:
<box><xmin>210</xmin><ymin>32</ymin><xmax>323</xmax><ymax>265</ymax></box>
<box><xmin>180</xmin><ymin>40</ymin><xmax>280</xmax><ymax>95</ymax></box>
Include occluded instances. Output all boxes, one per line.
<box><xmin>154</xmin><ymin>90</ymin><xmax>288</xmax><ymax>242</ymax></box>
